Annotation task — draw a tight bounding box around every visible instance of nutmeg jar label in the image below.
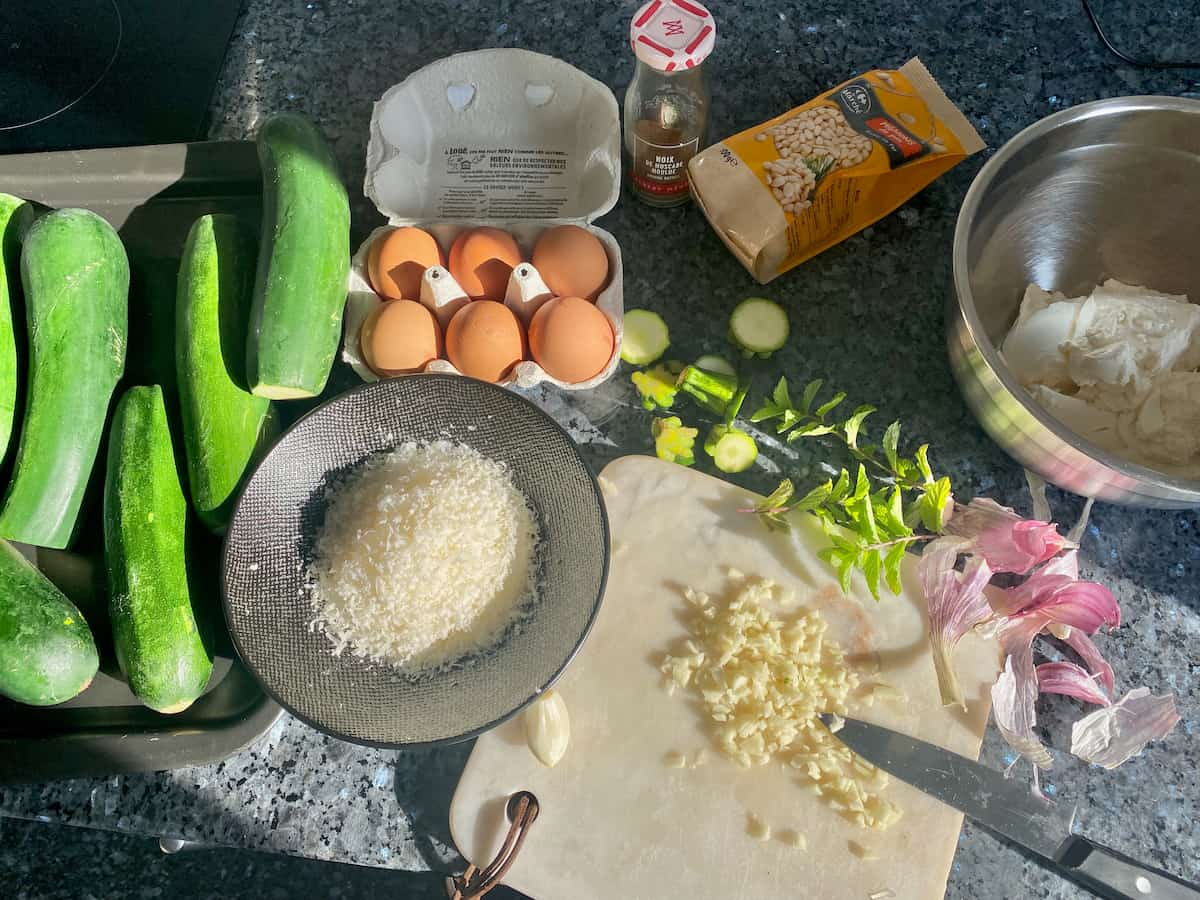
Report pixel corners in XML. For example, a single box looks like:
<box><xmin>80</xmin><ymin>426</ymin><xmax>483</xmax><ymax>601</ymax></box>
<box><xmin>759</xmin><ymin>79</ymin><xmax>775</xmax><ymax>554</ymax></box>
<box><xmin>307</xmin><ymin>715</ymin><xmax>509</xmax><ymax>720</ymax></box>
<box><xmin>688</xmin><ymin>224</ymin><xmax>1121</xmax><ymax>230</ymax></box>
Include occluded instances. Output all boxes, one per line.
<box><xmin>687</xmin><ymin>58</ymin><xmax>985</xmax><ymax>284</ymax></box>
<box><xmin>631</xmin><ymin>126</ymin><xmax>699</xmax><ymax>198</ymax></box>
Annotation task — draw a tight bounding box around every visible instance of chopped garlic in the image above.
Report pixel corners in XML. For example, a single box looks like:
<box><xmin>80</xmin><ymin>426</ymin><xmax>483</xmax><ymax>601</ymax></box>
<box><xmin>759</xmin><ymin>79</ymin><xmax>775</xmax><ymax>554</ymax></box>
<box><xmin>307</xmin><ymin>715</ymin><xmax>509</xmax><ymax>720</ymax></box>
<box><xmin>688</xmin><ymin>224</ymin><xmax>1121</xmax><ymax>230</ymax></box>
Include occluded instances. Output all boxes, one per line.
<box><xmin>868</xmin><ymin>890</ymin><xmax>897</xmax><ymax>900</ymax></box>
<box><xmin>726</xmin><ymin>566</ymin><xmax>746</xmax><ymax>581</ymax></box>
<box><xmin>523</xmin><ymin>690</ymin><xmax>570</xmax><ymax>767</ymax></box>
<box><xmin>746</xmin><ymin>814</ymin><xmax>771</xmax><ymax>842</ymax></box>
<box><xmin>827</xmin><ymin>714</ymin><xmax>845</xmax><ymax>733</ymax></box>
<box><xmin>779</xmin><ymin>829</ymin><xmax>807</xmax><ymax>850</ymax></box>
<box><xmin>863</xmin><ymin>681</ymin><xmax>906</xmax><ymax>704</ymax></box>
<box><xmin>690</xmin><ymin>749</ymin><xmax>709</xmax><ymax>768</ymax></box>
<box><xmin>849</xmin><ymin>840</ymin><xmax>878</xmax><ymax>860</ymax></box>
<box><xmin>664</xmin><ymin>751</ymin><xmax>687</xmax><ymax>769</ymax></box>
<box><xmin>660</xmin><ymin>576</ymin><xmax>902</xmax><ymax>831</ymax></box>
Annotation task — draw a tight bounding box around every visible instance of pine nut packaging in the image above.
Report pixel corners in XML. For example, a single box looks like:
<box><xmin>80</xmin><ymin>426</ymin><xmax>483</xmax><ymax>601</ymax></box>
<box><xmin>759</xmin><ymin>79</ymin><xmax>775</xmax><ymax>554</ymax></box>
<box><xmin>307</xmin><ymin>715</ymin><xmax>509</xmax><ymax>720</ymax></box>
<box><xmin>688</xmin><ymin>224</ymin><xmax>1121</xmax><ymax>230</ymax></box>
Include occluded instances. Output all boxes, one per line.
<box><xmin>688</xmin><ymin>58</ymin><xmax>985</xmax><ymax>283</ymax></box>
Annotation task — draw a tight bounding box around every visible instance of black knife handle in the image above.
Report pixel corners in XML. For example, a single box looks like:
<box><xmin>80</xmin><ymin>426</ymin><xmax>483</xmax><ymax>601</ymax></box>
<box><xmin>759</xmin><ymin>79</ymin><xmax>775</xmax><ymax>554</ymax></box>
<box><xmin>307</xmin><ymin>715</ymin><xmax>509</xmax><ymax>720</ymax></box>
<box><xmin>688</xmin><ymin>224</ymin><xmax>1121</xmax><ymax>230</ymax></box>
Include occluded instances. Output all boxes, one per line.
<box><xmin>1057</xmin><ymin>835</ymin><xmax>1200</xmax><ymax>900</ymax></box>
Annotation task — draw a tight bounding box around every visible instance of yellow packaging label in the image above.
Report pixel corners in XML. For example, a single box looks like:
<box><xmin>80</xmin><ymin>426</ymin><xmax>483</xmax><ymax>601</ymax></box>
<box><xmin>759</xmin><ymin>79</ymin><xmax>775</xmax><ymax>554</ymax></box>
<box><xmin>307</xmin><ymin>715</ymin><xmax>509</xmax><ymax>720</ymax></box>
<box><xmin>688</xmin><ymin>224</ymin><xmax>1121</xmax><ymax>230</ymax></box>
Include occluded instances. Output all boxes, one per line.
<box><xmin>688</xmin><ymin>58</ymin><xmax>985</xmax><ymax>284</ymax></box>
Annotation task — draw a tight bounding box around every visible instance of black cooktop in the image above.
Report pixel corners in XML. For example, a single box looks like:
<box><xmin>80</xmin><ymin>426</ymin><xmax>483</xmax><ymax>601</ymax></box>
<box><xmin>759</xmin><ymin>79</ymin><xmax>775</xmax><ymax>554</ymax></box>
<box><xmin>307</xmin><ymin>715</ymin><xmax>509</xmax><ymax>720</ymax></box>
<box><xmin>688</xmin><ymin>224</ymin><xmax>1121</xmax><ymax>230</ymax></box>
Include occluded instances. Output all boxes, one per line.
<box><xmin>0</xmin><ymin>0</ymin><xmax>244</xmax><ymax>153</ymax></box>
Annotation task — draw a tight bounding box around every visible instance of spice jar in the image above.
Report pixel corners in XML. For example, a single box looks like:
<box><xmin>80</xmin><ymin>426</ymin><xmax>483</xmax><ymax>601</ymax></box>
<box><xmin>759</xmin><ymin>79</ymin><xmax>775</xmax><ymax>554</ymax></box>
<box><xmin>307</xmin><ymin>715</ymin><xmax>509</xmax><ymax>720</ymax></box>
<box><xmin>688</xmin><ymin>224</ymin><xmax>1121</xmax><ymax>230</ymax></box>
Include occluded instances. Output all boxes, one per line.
<box><xmin>624</xmin><ymin>0</ymin><xmax>716</xmax><ymax>207</ymax></box>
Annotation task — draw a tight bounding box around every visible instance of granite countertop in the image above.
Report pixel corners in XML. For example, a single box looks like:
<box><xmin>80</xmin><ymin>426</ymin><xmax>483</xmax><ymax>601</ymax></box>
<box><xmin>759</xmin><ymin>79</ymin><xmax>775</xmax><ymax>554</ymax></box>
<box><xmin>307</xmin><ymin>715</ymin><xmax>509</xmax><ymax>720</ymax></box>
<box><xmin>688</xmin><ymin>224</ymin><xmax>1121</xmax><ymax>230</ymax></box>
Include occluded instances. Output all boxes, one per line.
<box><xmin>2</xmin><ymin>1</ymin><xmax>1198</xmax><ymax>896</ymax></box>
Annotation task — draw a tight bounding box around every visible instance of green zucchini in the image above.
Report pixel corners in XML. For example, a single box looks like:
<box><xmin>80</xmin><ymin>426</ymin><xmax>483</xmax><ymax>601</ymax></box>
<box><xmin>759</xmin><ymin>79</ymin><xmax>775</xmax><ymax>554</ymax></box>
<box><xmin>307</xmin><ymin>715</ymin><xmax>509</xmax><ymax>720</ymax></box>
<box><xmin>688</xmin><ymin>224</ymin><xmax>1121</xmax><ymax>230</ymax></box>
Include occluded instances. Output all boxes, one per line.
<box><xmin>247</xmin><ymin>113</ymin><xmax>350</xmax><ymax>399</ymax></box>
<box><xmin>620</xmin><ymin>309</ymin><xmax>670</xmax><ymax>366</ymax></box>
<box><xmin>104</xmin><ymin>385</ymin><xmax>213</xmax><ymax>713</ymax></box>
<box><xmin>0</xmin><ymin>539</ymin><xmax>99</xmax><ymax>705</ymax></box>
<box><xmin>704</xmin><ymin>424</ymin><xmax>759</xmax><ymax>473</ymax></box>
<box><xmin>0</xmin><ymin>194</ymin><xmax>32</xmax><ymax>466</ymax></box>
<box><xmin>0</xmin><ymin>208</ymin><xmax>128</xmax><ymax>549</ymax></box>
<box><xmin>177</xmin><ymin>214</ymin><xmax>279</xmax><ymax>533</ymax></box>
<box><xmin>729</xmin><ymin>297</ymin><xmax>789</xmax><ymax>358</ymax></box>
<box><xmin>693</xmin><ymin>354</ymin><xmax>736</xmax><ymax>377</ymax></box>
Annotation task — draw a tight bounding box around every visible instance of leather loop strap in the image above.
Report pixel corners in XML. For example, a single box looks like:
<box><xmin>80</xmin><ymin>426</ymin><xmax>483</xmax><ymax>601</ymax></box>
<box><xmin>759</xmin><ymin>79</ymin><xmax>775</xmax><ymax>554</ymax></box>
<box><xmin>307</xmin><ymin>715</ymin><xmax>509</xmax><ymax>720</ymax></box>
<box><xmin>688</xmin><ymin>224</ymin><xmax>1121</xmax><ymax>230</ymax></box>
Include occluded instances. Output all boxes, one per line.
<box><xmin>449</xmin><ymin>791</ymin><xmax>540</xmax><ymax>900</ymax></box>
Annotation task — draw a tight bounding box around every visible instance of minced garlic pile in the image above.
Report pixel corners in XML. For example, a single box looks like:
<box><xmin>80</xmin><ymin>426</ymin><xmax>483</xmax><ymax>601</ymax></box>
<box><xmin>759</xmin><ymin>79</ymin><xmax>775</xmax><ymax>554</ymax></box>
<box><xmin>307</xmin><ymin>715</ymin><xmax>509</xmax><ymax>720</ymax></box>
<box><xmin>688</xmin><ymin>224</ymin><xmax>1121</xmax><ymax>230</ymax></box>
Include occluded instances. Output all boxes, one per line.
<box><xmin>661</xmin><ymin>575</ymin><xmax>902</xmax><ymax>831</ymax></box>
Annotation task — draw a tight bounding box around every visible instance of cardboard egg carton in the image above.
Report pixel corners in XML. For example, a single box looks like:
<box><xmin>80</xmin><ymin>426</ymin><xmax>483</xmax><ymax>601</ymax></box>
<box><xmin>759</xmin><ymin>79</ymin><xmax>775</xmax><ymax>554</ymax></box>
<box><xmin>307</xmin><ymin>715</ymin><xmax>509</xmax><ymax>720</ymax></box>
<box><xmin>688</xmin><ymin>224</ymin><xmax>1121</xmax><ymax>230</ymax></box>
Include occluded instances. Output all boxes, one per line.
<box><xmin>343</xmin><ymin>49</ymin><xmax>623</xmax><ymax>390</ymax></box>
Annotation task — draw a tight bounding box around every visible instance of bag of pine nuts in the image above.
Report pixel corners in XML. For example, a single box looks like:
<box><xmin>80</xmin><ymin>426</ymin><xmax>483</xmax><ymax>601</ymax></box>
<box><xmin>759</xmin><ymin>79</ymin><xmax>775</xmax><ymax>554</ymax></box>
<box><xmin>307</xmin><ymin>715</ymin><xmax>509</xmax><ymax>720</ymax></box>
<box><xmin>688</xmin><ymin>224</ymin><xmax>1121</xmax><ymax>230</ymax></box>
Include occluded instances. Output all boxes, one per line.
<box><xmin>687</xmin><ymin>58</ymin><xmax>984</xmax><ymax>283</ymax></box>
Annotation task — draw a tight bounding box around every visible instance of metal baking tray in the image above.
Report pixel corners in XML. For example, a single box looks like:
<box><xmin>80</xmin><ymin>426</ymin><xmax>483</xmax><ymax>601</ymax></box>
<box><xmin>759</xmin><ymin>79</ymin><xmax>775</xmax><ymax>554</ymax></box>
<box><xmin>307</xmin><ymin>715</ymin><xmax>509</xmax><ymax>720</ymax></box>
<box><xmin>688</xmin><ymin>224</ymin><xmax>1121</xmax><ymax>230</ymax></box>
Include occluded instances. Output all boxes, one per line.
<box><xmin>0</xmin><ymin>141</ymin><xmax>282</xmax><ymax>784</ymax></box>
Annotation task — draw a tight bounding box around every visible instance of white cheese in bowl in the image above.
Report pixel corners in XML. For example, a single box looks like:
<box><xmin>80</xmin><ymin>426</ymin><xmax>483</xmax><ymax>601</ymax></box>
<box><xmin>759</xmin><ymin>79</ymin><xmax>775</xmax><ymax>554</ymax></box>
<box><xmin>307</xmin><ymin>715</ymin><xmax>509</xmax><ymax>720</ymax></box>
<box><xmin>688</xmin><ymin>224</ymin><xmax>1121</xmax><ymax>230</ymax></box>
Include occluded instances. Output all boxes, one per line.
<box><xmin>1001</xmin><ymin>279</ymin><xmax>1200</xmax><ymax>477</ymax></box>
<box><xmin>308</xmin><ymin>440</ymin><xmax>539</xmax><ymax>670</ymax></box>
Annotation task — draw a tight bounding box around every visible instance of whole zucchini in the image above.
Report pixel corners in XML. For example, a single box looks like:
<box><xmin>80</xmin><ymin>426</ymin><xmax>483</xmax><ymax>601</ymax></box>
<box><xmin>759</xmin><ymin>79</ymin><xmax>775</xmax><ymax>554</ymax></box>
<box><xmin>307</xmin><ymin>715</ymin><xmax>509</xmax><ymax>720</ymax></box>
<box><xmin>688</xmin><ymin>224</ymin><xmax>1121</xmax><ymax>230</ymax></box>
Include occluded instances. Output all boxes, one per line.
<box><xmin>0</xmin><ymin>193</ymin><xmax>35</xmax><ymax>465</ymax></box>
<box><xmin>0</xmin><ymin>208</ymin><xmax>128</xmax><ymax>548</ymax></box>
<box><xmin>246</xmin><ymin>113</ymin><xmax>350</xmax><ymax>399</ymax></box>
<box><xmin>0</xmin><ymin>539</ymin><xmax>99</xmax><ymax>706</ymax></box>
<box><xmin>104</xmin><ymin>385</ymin><xmax>213</xmax><ymax>713</ymax></box>
<box><xmin>177</xmin><ymin>214</ymin><xmax>279</xmax><ymax>532</ymax></box>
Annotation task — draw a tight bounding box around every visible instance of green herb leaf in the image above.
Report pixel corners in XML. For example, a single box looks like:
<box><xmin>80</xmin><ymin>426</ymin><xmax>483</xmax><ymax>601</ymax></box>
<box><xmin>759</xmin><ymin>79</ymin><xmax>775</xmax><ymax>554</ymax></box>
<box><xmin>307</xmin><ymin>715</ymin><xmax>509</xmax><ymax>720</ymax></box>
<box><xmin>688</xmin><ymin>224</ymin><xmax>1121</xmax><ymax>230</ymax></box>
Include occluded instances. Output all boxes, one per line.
<box><xmin>757</xmin><ymin>479</ymin><xmax>794</xmax><ymax>511</ymax></box>
<box><xmin>862</xmin><ymin>548</ymin><xmax>882</xmax><ymax>600</ymax></box>
<box><xmin>793</xmin><ymin>480</ymin><xmax>833</xmax><ymax>512</ymax></box>
<box><xmin>753</xmin><ymin>479</ymin><xmax>796</xmax><ymax>532</ymax></box>
<box><xmin>772</xmin><ymin>377</ymin><xmax>791</xmax><ymax>410</ymax></box>
<box><xmin>800</xmin><ymin>379</ymin><xmax>823</xmax><ymax>415</ymax></box>
<box><xmin>915</xmin><ymin>444</ymin><xmax>934</xmax><ymax>484</ymax></box>
<box><xmin>749</xmin><ymin>401</ymin><xmax>782</xmax><ymax>423</ymax></box>
<box><xmin>882</xmin><ymin>421</ymin><xmax>901</xmax><ymax>472</ymax></box>
<box><xmin>830</xmin><ymin>468</ymin><xmax>852</xmax><ymax>503</ymax></box>
<box><xmin>774</xmin><ymin>408</ymin><xmax>800</xmax><ymax>433</ymax></box>
<box><xmin>815</xmin><ymin>391</ymin><xmax>847</xmax><ymax>420</ymax></box>
<box><xmin>850</xmin><ymin>464</ymin><xmax>871</xmax><ymax>504</ymax></box>
<box><xmin>750</xmin><ymin>380</ymin><xmax>789</xmax><ymax>423</ymax></box>
<box><xmin>836</xmin><ymin>552</ymin><xmax>856</xmax><ymax>594</ymax></box>
<box><xmin>856</xmin><ymin>492</ymin><xmax>880</xmax><ymax>542</ymax></box>
<box><xmin>917</xmin><ymin>476</ymin><xmax>953</xmax><ymax>532</ymax></box>
<box><xmin>786</xmin><ymin>421</ymin><xmax>838</xmax><ymax>441</ymax></box>
<box><xmin>843</xmin><ymin>405</ymin><xmax>876</xmax><ymax>450</ymax></box>
<box><xmin>883</xmin><ymin>541</ymin><xmax>907</xmax><ymax>594</ymax></box>
<box><xmin>830</xmin><ymin>533</ymin><xmax>861</xmax><ymax>555</ymax></box>
<box><xmin>880</xmin><ymin>486</ymin><xmax>911</xmax><ymax>537</ymax></box>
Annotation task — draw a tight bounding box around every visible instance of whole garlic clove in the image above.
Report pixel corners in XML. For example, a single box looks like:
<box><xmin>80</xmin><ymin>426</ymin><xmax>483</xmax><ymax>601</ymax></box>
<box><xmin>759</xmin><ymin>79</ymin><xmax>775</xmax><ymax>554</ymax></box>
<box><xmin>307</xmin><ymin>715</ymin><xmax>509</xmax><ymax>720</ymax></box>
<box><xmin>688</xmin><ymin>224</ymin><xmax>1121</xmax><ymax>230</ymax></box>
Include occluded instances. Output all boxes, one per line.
<box><xmin>524</xmin><ymin>690</ymin><xmax>570</xmax><ymax>767</ymax></box>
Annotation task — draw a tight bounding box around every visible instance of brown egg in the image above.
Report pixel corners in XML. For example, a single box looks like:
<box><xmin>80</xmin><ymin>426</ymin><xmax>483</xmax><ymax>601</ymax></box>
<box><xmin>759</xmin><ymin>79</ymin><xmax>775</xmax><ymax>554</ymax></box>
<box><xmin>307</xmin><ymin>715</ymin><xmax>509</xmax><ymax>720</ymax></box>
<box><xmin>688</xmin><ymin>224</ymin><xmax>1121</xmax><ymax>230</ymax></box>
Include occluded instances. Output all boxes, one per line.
<box><xmin>360</xmin><ymin>300</ymin><xmax>442</xmax><ymax>376</ymax></box>
<box><xmin>531</xmin><ymin>225</ymin><xmax>610</xmax><ymax>301</ymax></box>
<box><xmin>448</xmin><ymin>227</ymin><xmax>522</xmax><ymax>299</ymax></box>
<box><xmin>445</xmin><ymin>300</ymin><xmax>526</xmax><ymax>383</ymax></box>
<box><xmin>528</xmin><ymin>296</ymin><xmax>615</xmax><ymax>384</ymax></box>
<box><xmin>368</xmin><ymin>226</ymin><xmax>444</xmax><ymax>300</ymax></box>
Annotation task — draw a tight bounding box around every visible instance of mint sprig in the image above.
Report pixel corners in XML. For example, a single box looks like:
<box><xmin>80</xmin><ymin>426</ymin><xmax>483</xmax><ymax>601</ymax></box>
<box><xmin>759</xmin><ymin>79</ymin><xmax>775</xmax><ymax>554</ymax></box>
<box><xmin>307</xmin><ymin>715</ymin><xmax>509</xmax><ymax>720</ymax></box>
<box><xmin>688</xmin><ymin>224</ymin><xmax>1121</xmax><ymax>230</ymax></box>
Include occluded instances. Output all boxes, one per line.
<box><xmin>749</xmin><ymin>378</ymin><xmax>951</xmax><ymax>599</ymax></box>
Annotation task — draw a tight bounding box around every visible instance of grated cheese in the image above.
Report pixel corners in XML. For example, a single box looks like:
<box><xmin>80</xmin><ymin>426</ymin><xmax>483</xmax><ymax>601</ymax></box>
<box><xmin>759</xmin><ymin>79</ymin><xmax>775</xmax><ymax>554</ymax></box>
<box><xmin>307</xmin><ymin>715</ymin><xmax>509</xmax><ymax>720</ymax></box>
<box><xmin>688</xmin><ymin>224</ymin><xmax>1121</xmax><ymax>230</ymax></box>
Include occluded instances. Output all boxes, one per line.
<box><xmin>660</xmin><ymin>576</ymin><xmax>902</xmax><ymax>830</ymax></box>
<box><xmin>308</xmin><ymin>441</ymin><xmax>538</xmax><ymax>669</ymax></box>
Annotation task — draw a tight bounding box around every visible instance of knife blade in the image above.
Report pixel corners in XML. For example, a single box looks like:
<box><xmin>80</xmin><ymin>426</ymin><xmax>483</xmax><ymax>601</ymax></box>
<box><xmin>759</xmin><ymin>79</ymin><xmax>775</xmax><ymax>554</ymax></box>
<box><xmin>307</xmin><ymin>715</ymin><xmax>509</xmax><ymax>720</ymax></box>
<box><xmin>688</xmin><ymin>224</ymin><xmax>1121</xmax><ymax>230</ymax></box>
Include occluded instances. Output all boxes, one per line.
<box><xmin>820</xmin><ymin>714</ymin><xmax>1200</xmax><ymax>900</ymax></box>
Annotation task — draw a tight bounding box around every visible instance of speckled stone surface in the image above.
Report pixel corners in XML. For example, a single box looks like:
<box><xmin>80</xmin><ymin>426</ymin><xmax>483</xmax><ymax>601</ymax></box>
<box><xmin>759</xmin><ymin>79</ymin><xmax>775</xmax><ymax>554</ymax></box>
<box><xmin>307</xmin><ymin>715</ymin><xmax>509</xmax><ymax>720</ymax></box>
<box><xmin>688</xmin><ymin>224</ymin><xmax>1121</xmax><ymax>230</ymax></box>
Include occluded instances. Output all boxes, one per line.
<box><xmin>3</xmin><ymin>1</ymin><xmax>1200</xmax><ymax>897</ymax></box>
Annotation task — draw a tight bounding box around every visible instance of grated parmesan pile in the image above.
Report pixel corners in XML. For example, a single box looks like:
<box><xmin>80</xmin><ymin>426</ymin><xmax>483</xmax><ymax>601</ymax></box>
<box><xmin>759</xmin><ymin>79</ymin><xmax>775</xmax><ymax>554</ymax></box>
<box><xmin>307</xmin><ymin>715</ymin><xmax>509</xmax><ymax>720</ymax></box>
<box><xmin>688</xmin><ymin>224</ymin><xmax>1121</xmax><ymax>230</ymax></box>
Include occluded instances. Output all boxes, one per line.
<box><xmin>661</xmin><ymin>576</ymin><xmax>902</xmax><ymax>831</ymax></box>
<box><xmin>309</xmin><ymin>440</ymin><xmax>538</xmax><ymax>669</ymax></box>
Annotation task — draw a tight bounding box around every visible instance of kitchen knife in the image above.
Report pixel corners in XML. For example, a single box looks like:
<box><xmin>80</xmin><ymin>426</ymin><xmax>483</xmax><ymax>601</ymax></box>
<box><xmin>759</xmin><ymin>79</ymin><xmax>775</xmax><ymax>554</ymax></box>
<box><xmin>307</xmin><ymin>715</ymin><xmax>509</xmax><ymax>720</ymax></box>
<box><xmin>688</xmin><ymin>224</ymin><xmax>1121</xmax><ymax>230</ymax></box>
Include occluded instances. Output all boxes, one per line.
<box><xmin>819</xmin><ymin>714</ymin><xmax>1199</xmax><ymax>900</ymax></box>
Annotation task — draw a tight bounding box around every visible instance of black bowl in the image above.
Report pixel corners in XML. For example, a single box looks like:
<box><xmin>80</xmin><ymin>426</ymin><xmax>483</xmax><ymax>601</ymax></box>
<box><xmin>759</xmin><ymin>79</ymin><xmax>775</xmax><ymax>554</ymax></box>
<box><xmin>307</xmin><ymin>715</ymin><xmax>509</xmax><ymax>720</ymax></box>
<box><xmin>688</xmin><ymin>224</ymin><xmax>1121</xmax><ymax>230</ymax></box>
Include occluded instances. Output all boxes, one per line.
<box><xmin>221</xmin><ymin>374</ymin><xmax>609</xmax><ymax>748</ymax></box>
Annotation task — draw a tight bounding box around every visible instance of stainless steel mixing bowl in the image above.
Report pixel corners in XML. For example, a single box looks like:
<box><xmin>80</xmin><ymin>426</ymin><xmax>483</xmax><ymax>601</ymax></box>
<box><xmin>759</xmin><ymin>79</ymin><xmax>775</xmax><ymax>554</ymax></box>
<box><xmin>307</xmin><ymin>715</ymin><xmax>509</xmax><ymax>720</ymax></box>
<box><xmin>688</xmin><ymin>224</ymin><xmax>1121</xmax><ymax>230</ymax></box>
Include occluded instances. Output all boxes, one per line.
<box><xmin>949</xmin><ymin>96</ymin><xmax>1200</xmax><ymax>507</ymax></box>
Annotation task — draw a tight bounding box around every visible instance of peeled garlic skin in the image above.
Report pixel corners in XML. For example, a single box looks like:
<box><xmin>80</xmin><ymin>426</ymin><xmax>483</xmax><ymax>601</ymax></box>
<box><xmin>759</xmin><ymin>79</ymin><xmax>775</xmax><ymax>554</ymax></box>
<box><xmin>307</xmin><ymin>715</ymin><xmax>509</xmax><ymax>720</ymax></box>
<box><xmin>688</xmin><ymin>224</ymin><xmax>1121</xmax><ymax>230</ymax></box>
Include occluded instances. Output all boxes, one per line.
<box><xmin>524</xmin><ymin>689</ymin><xmax>570</xmax><ymax>767</ymax></box>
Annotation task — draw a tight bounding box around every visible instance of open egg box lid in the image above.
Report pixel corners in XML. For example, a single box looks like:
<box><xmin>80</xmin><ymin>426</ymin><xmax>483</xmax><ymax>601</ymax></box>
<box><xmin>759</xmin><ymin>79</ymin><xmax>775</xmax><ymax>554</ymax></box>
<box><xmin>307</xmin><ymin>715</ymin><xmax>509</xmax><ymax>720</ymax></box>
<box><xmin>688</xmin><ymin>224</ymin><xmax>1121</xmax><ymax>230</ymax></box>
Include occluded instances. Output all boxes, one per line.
<box><xmin>364</xmin><ymin>48</ymin><xmax>621</xmax><ymax>226</ymax></box>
